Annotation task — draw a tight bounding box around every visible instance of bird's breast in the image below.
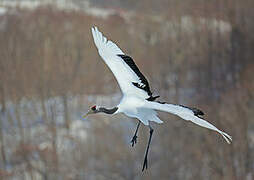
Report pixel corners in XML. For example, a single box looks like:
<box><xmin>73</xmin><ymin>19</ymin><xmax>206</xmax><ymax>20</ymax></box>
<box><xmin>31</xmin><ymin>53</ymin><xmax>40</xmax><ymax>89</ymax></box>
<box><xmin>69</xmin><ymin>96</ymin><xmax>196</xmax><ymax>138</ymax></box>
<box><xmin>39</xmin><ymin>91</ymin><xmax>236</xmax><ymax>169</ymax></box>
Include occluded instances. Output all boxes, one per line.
<box><xmin>118</xmin><ymin>96</ymin><xmax>144</xmax><ymax>117</ymax></box>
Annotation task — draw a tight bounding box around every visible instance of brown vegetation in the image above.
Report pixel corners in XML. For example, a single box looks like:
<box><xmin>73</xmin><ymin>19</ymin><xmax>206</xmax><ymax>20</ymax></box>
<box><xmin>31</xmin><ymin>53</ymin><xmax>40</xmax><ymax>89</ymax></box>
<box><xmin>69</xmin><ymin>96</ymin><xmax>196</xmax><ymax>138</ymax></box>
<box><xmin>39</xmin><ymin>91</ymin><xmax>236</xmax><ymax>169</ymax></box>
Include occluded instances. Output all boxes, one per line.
<box><xmin>0</xmin><ymin>0</ymin><xmax>254</xmax><ymax>179</ymax></box>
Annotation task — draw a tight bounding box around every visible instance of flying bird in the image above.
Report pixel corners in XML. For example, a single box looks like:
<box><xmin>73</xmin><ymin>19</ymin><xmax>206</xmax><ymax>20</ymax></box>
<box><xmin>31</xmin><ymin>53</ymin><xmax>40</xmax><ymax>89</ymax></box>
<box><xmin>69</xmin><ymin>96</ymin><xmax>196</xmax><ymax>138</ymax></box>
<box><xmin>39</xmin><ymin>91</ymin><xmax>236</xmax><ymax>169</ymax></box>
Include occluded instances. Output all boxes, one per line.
<box><xmin>83</xmin><ymin>26</ymin><xmax>232</xmax><ymax>171</ymax></box>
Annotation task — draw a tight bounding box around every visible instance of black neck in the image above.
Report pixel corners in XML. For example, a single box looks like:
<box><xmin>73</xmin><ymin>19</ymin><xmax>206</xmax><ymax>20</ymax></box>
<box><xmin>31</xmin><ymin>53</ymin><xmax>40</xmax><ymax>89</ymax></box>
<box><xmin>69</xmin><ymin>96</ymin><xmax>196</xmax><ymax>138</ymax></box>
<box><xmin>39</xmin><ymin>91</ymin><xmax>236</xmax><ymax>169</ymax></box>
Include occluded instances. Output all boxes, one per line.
<box><xmin>98</xmin><ymin>107</ymin><xmax>118</xmax><ymax>114</ymax></box>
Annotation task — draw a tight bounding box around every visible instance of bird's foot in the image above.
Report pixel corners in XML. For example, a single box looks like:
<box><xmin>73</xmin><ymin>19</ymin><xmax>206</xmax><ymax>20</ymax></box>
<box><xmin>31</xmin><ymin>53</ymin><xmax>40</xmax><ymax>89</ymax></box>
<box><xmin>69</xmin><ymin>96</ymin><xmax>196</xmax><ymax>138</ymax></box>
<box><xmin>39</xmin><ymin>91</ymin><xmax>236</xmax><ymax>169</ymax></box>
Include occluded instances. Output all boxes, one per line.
<box><xmin>142</xmin><ymin>156</ymin><xmax>148</xmax><ymax>172</ymax></box>
<box><xmin>130</xmin><ymin>135</ymin><xmax>138</xmax><ymax>147</ymax></box>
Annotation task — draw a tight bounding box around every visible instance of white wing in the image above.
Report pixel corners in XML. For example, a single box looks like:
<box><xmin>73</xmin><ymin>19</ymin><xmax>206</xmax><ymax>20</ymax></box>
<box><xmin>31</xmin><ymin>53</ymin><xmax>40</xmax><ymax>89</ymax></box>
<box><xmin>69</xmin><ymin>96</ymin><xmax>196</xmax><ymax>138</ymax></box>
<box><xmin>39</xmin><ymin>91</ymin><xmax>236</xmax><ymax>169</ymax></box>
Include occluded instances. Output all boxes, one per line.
<box><xmin>91</xmin><ymin>26</ymin><xmax>153</xmax><ymax>99</ymax></box>
<box><xmin>143</xmin><ymin>101</ymin><xmax>232</xmax><ymax>144</ymax></box>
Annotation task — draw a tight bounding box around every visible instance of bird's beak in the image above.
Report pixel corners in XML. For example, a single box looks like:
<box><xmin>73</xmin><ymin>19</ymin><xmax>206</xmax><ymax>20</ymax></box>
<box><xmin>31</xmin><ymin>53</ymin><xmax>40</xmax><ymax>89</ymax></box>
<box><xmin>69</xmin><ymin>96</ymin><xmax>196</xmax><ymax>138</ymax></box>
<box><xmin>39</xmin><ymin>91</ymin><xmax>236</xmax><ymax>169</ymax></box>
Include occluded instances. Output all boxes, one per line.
<box><xmin>82</xmin><ymin>110</ymin><xmax>93</xmax><ymax>119</ymax></box>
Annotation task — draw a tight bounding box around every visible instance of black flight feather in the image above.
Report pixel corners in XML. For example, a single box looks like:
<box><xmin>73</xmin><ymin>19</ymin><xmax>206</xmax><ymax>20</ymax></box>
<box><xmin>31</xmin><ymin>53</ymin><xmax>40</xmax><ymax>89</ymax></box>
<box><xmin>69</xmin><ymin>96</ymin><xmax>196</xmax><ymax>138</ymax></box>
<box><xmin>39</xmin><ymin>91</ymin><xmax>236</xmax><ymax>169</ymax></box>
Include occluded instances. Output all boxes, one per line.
<box><xmin>118</xmin><ymin>54</ymin><xmax>153</xmax><ymax>96</ymax></box>
<box><xmin>178</xmin><ymin>105</ymin><xmax>204</xmax><ymax>116</ymax></box>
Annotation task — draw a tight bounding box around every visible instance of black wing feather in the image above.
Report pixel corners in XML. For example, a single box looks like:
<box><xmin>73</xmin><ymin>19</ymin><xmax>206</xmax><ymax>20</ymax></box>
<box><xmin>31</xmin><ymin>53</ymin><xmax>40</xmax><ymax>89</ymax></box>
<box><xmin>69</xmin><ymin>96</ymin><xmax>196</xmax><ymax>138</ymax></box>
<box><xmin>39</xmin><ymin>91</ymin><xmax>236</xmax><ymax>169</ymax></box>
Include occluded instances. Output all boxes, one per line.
<box><xmin>179</xmin><ymin>105</ymin><xmax>205</xmax><ymax>116</ymax></box>
<box><xmin>117</xmin><ymin>54</ymin><xmax>158</xmax><ymax>100</ymax></box>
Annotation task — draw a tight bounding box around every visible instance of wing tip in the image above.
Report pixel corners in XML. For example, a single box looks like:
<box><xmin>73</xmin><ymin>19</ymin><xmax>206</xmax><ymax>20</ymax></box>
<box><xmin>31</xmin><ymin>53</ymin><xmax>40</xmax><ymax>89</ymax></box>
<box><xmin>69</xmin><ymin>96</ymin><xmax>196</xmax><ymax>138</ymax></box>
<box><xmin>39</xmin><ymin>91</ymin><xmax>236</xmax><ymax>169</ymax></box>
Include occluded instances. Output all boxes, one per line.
<box><xmin>91</xmin><ymin>26</ymin><xmax>104</xmax><ymax>48</ymax></box>
<box><xmin>91</xmin><ymin>25</ymin><xmax>98</xmax><ymax>30</ymax></box>
<box><xmin>91</xmin><ymin>26</ymin><xmax>98</xmax><ymax>32</ymax></box>
<box><xmin>220</xmin><ymin>132</ymin><xmax>233</xmax><ymax>144</ymax></box>
<box><xmin>90</xmin><ymin>26</ymin><xmax>125</xmax><ymax>55</ymax></box>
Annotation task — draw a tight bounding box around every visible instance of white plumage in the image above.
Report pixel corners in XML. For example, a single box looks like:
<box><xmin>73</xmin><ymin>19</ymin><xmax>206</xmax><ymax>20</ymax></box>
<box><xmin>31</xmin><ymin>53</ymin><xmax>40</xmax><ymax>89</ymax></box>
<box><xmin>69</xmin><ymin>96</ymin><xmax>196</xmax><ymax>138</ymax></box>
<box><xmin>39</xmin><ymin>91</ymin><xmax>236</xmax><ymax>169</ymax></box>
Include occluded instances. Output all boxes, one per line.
<box><xmin>91</xmin><ymin>26</ymin><xmax>232</xmax><ymax>144</ymax></box>
<box><xmin>143</xmin><ymin>101</ymin><xmax>232</xmax><ymax>143</ymax></box>
<box><xmin>91</xmin><ymin>27</ymin><xmax>150</xmax><ymax>99</ymax></box>
<box><xmin>89</xmin><ymin>26</ymin><xmax>232</xmax><ymax>171</ymax></box>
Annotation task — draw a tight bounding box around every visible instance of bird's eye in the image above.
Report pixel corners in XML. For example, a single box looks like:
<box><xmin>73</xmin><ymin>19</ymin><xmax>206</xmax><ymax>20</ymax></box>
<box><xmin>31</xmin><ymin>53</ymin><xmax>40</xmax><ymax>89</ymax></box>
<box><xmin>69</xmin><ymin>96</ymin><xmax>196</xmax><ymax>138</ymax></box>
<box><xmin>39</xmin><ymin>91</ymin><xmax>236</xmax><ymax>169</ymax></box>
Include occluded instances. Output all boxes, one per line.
<box><xmin>91</xmin><ymin>106</ymin><xmax>96</xmax><ymax>111</ymax></box>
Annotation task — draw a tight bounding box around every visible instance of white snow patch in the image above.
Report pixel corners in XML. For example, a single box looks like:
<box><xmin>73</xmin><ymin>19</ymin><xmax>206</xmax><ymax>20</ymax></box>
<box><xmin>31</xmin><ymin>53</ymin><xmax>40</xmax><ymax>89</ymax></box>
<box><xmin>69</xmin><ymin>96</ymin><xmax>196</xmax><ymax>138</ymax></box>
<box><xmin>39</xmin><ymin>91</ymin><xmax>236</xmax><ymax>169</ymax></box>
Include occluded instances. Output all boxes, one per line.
<box><xmin>0</xmin><ymin>0</ymin><xmax>134</xmax><ymax>19</ymax></box>
<box><xmin>69</xmin><ymin>120</ymin><xmax>88</xmax><ymax>140</ymax></box>
<box><xmin>0</xmin><ymin>6</ymin><xmax>7</xmax><ymax>15</ymax></box>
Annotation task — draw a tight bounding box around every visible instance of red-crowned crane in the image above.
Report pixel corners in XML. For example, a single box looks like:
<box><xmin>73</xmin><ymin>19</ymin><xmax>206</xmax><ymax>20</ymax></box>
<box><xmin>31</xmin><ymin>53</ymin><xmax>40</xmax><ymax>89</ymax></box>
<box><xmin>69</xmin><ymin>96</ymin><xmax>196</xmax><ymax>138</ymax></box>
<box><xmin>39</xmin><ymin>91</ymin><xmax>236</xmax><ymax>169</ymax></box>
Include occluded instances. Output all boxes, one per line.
<box><xmin>83</xmin><ymin>26</ymin><xmax>232</xmax><ymax>171</ymax></box>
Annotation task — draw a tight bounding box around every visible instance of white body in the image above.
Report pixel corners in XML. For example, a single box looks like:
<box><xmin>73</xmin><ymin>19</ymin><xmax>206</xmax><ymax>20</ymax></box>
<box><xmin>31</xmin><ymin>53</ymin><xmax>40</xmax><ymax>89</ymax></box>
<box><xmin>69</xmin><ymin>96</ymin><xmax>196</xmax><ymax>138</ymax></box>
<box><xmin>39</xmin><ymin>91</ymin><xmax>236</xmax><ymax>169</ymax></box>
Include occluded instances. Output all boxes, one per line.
<box><xmin>117</xmin><ymin>95</ymin><xmax>162</xmax><ymax>125</ymax></box>
<box><xmin>91</xmin><ymin>26</ymin><xmax>232</xmax><ymax>144</ymax></box>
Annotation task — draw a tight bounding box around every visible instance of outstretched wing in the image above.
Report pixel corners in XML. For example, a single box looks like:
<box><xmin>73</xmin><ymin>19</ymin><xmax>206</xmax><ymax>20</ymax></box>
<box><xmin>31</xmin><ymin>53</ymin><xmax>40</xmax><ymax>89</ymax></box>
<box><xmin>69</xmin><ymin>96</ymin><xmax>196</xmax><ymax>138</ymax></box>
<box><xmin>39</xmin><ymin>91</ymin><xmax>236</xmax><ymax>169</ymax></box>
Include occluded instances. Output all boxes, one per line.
<box><xmin>143</xmin><ymin>101</ymin><xmax>232</xmax><ymax>144</ymax></box>
<box><xmin>91</xmin><ymin>26</ymin><xmax>156</xmax><ymax>99</ymax></box>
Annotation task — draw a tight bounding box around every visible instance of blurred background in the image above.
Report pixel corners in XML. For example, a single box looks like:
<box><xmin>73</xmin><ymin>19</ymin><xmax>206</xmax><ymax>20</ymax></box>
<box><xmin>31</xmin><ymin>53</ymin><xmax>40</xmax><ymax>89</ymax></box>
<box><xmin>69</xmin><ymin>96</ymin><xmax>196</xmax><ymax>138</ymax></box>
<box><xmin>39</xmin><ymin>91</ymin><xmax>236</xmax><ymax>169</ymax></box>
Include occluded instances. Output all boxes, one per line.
<box><xmin>0</xmin><ymin>0</ymin><xmax>253</xmax><ymax>179</ymax></box>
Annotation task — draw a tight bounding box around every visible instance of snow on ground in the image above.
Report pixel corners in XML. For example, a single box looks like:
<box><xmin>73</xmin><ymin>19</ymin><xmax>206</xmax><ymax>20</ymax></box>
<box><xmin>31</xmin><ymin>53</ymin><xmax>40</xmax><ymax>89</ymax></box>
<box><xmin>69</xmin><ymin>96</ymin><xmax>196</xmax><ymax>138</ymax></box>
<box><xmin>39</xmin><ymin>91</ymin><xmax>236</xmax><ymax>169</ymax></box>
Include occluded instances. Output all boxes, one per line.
<box><xmin>0</xmin><ymin>6</ymin><xmax>7</xmax><ymax>15</ymax></box>
<box><xmin>0</xmin><ymin>0</ymin><xmax>83</xmax><ymax>10</ymax></box>
<box><xmin>0</xmin><ymin>93</ymin><xmax>123</xmax><ymax>174</ymax></box>
<box><xmin>0</xmin><ymin>0</ymin><xmax>231</xmax><ymax>32</ymax></box>
<box><xmin>0</xmin><ymin>0</ymin><xmax>121</xmax><ymax>18</ymax></box>
<box><xmin>137</xmin><ymin>15</ymin><xmax>231</xmax><ymax>45</ymax></box>
<box><xmin>0</xmin><ymin>93</ymin><xmax>121</xmax><ymax>134</ymax></box>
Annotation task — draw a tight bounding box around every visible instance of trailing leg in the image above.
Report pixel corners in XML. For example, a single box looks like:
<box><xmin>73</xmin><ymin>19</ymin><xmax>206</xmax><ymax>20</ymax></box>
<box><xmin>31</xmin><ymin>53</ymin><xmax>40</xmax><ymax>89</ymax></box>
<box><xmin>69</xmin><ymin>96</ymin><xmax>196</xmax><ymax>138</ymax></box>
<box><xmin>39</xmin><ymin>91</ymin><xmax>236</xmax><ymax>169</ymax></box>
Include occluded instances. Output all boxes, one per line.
<box><xmin>131</xmin><ymin>121</ymin><xmax>141</xmax><ymax>147</ymax></box>
<box><xmin>142</xmin><ymin>125</ymin><xmax>154</xmax><ymax>171</ymax></box>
